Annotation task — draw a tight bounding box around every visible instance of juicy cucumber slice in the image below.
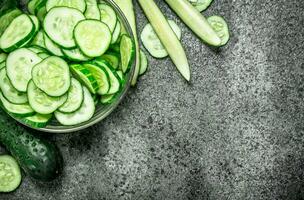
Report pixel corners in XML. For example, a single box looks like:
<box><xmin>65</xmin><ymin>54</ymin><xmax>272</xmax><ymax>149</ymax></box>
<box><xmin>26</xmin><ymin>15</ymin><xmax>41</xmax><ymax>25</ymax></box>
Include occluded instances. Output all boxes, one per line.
<box><xmin>6</xmin><ymin>48</ymin><xmax>42</xmax><ymax>92</ymax></box>
<box><xmin>30</xmin><ymin>30</ymin><xmax>46</xmax><ymax>49</ymax></box>
<box><xmin>94</xmin><ymin>59</ymin><xmax>120</xmax><ymax>94</ymax></box>
<box><xmin>85</xmin><ymin>0</ymin><xmax>101</xmax><ymax>20</ymax></box>
<box><xmin>62</xmin><ymin>48</ymin><xmax>91</xmax><ymax>62</ymax></box>
<box><xmin>83</xmin><ymin>63</ymin><xmax>110</xmax><ymax>95</ymax></box>
<box><xmin>46</xmin><ymin>0</ymin><xmax>86</xmax><ymax>13</ymax></box>
<box><xmin>70</xmin><ymin>64</ymin><xmax>99</xmax><ymax>94</ymax></box>
<box><xmin>27</xmin><ymin>80</ymin><xmax>68</xmax><ymax>114</ymax></box>
<box><xmin>0</xmin><ymin>155</ymin><xmax>22</xmax><ymax>193</ymax></box>
<box><xmin>139</xmin><ymin>50</ymin><xmax>148</xmax><ymax>75</ymax></box>
<box><xmin>120</xmin><ymin>34</ymin><xmax>135</xmax><ymax>73</ymax></box>
<box><xmin>99</xmin><ymin>52</ymin><xmax>120</xmax><ymax>69</ymax></box>
<box><xmin>0</xmin><ymin>9</ymin><xmax>22</xmax><ymax>37</ymax></box>
<box><xmin>43</xmin><ymin>33</ymin><xmax>63</xmax><ymax>56</ymax></box>
<box><xmin>0</xmin><ymin>14</ymin><xmax>35</xmax><ymax>52</ymax></box>
<box><xmin>0</xmin><ymin>69</ymin><xmax>28</xmax><ymax>104</ymax></box>
<box><xmin>98</xmin><ymin>3</ymin><xmax>117</xmax><ymax>33</ymax></box>
<box><xmin>32</xmin><ymin>56</ymin><xmax>70</xmax><ymax>96</ymax></box>
<box><xmin>74</xmin><ymin>20</ymin><xmax>111</xmax><ymax>57</ymax></box>
<box><xmin>0</xmin><ymin>91</ymin><xmax>34</xmax><ymax>117</ymax></box>
<box><xmin>58</xmin><ymin>78</ymin><xmax>84</xmax><ymax>113</ymax></box>
<box><xmin>44</xmin><ymin>7</ymin><xmax>85</xmax><ymax>49</ymax></box>
<box><xmin>22</xmin><ymin>113</ymin><xmax>52</xmax><ymax>128</ymax></box>
<box><xmin>140</xmin><ymin>20</ymin><xmax>181</xmax><ymax>58</ymax></box>
<box><xmin>207</xmin><ymin>15</ymin><xmax>230</xmax><ymax>46</ymax></box>
<box><xmin>189</xmin><ymin>0</ymin><xmax>213</xmax><ymax>12</ymax></box>
<box><xmin>55</xmin><ymin>86</ymin><xmax>95</xmax><ymax>126</ymax></box>
<box><xmin>111</xmin><ymin>21</ymin><xmax>121</xmax><ymax>44</ymax></box>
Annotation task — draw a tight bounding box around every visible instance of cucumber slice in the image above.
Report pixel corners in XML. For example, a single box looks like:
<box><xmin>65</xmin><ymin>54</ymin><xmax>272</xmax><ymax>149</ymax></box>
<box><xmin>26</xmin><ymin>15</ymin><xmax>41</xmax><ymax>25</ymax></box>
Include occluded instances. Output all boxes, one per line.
<box><xmin>99</xmin><ymin>52</ymin><xmax>120</xmax><ymax>69</ymax></box>
<box><xmin>43</xmin><ymin>33</ymin><xmax>63</xmax><ymax>56</ymax></box>
<box><xmin>98</xmin><ymin>3</ymin><xmax>117</xmax><ymax>33</ymax></box>
<box><xmin>19</xmin><ymin>15</ymin><xmax>40</xmax><ymax>48</ymax></box>
<box><xmin>28</xmin><ymin>46</ymin><xmax>46</xmax><ymax>54</ymax></box>
<box><xmin>58</xmin><ymin>78</ymin><xmax>84</xmax><ymax>113</ymax></box>
<box><xmin>34</xmin><ymin>0</ymin><xmax>47</xmax><ymax>15</ymax></box>
<box><xmin>62</xmin><ymin>48</ymin><xmax>91</xmax><ymax>62</ymax></box>
<box><xmin>100</xmin><ymin>94</ymin><xmax>115</xmax><ymax>104</ymax></box>
<box><xmin>70</xmin><ymin>64</ymin><xmax>99</xmax><ymax>94</ymax></box>
<box><xmin>37</xmin><ymin>6</ymin><xmax>47</xmax><ymax>22</ymax></box>
<box><xmin>140</xmin><ymin>20</ymin><xmax>181</xmax><ymax>58</ymax></box>
<box><xmin>94</xmin><ymin>59</ymin><xmax>120</xmax><ymax>94</ymax></box>
<box><xmin>85</xmin><ymin>0</ymin><xmax>101</xmax><ymax>20</ymax></box>
<box><xmin>6</xmin><ymin>48</ymin><xmax>42</xmax><ymax>92</ymax></box>
<box><xmin>0</xmin><ymin>62</ymin><xmax>5</xmax><ymax>70</ymax></box>
<box><xmin>0</xmin><ymin>53</ymin><xmax>7</xmax><ymax>63</ymax></box>
<box><xmin>22</xmin><ymin>113</ymin><xmax>52</xmax><ymax>128</ymax></box>
<box><xmin>120</xmin><ymin>34</ymin><xmax>135</xmax><ymax>73</ymax></box>
<box><xmin>46</xmin><ymin>0</ymin><xmax>86</xmax><ymax>13</ymax></box>
<box><xmin>0</xmin><ymin>14</ymin><xmax>35</xmax><ymax>52</ymax></box>
<box><xmin>83</xmin><ymin>63</ymin><xmax>110</xmax><ymax>95</ymax></box>
<box><xmin>111</xmin><ymin>21</ymin><xmax>121</xmax><ymax>44</ymax></box>
<box><xmin>189</xmin><ymin>0</ymin><xmax>213</xmax><ymax>12</ymax></box>
<box><xmin>30</xmin><ymin>30</ymin><xmax>46</xmax><ymax>49</ymax></box>
<box><xmin>139</xmin><ymin>50</ymin><xmax>148</xmax><ymax>75</ymax></box>
<box><xmin>27</xmin><ymin>80</ymin><xmax>68</xmax><ymax>114</ymax></box>
<box><xmin>0</xmin><ymin>91</ymin><xmax>34</xmax><ymax>117</ymax></box>
<box><xmin>0</xmin><ymin>155</ymin><xmax>21</xmax><ymax>193</ymax></box>
<box><xmin>0</xmin><ymin>9</ymin><xmax>22</xmax><ymax>37</ymax></box>
<box><xmin>0</xmin><ymin>69</ymin><xmax>28</xmax><ymax>104</ymax></box>
<box><xmin>74</xmin><ymin>20</ymin><xmax>111</xmax><ymax>57</ymax></box>
<box><xmin>28</xmin><ymin>0</ymin><xmax>39</xmax><ymax>14</ymax></box>
<box><xmin>44</xmin><ymin>7</ymin><xmax>85</xmax><ymax>49</ymax></box>
<box><xmin>207</xmin><ymin>15</ymin><xmax>230</xmax><ymax>46</ymax></box>
<box><xmin>32</xmin><ymin>56</ymin><xmax>70</xmax><ymax>97</ymax></box>
<box><xmin>38</xmin><ymin>52</ymin><xmax>50</xmax><ymax>59</ymax></box>
<box><xmin>55</xmin><ymin>86</ymin><xmax>95</xmax><ymax>125</ymax></box>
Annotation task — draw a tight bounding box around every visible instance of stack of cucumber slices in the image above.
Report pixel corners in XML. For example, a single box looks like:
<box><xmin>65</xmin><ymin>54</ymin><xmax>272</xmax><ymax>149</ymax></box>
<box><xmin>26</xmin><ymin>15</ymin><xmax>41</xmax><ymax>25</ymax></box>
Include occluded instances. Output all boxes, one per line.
<box><xmin>0</xmin><ymin>0</ymin><xmax>135</xmax><ymax>128</ymax></box>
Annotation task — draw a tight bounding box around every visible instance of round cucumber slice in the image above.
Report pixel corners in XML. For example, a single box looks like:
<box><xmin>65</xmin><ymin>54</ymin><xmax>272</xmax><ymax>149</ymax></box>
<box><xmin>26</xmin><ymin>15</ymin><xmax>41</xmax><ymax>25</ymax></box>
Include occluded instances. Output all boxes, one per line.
<box><xmin>207</xmin><ymin>15</ymin><xmax>230</xmax><ymax>46</ymax></box>
<box><xmin>120</xmin><ymin>34</ymin><xmax>135</xmax><ymax>73</ymax></box>
<box><xmin>0</xmin><ymin>69</ymin><xmax>28</xmax><ymax>104</ymax></box>
<box><xmin>27</xmin><ymin>80</ymin><xmax>68</xmax><ymax>114</ymax></box>
<box><xmin>22</xmin><ymin>113</ymin><xmax>53</xmax><ymax>128</ymax></box>
<box><xmin>6</xmin><ymin>48</ymin><xmax>42</xmax><ymax>92</ymax></box>
<box><xmin>0</xmin><ymin>9</ymin><xmax>23</xmax><ymax>37</ymax></box>
<box><xmin>44</xmin><ymin>7</ymin><xmax>85</xmax><ymax>49</ymax></box>
<box><xmin>74</xmin><ymin>20</ymin><xmax>111</xmax><ymax>57</ymax></box>
<box><xmin>0</xmin><ymin>14</ymin><xmax>35</xmax><ymax>52</ymax></box>
<box><xmin>139</xmin><ymin>50</ymin><xmax>148</xmax><ymax>75</ymax></box>
<box><xmin>32</xmin><ymin>56</ymin><xmax>70</xmax><ymax>97</ymax></box>
<box><xmin>0</xmin><ymin>155</ymin><xmax>22</xmax><ymax>193</ymax></box>
<box><xmin>62</xmin><ymin>48</ymin><xmax>91</xmax><ymax>62</ymax></box>
<box><xmin>55</xmin><ymin>86</ymin><xmax>95</xmax><ymax>126</ymax></box>
<box><xmin>46</xmin><ymin>0</ymin><xmax>86</xmax><ymax>13</ymax></box>
<box><xmin>58</xmin><ymin>78</ymin><xmax>84</xmax><ymax>113</ymax></box>
<box><xmin>98</xmin><ymin>3</ymin><xmax>117</xmax><ymax>33</ymax></box>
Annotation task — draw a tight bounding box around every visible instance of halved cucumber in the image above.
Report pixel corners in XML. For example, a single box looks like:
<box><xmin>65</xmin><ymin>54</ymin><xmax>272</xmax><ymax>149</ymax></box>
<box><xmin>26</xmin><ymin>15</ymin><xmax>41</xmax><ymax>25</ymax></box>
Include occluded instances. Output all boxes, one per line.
<box><xmin>0</xmin><ymin>14</ymin><xmax>35</xmax><ymax>52</ymax></box>
<box><xmin>83</xmin><ymin>63</ymin><xmax>110</xmax><ymax>95</ymax></box>
<box><xmin>85</xmin><ymin>0</ymin><xmax>100</xmax><ymax>20</ymax></box>
<box><xmin>43</xmin><ymin>33</ymin><xmax>63</xmax><ymax>57</ymax></box>
<box><xmin>207</xmin><ymin>15</ymin><xmax>230</xmax><ymax>46</ymax></box>
<box><xmin>58</xmin><ymin>78</ymin><xmax>84</xmax><ymax>113</ymax></box>
<box><xmin>55</xmin><ymin>86</ymin><xmax>95</xmax><ymax>126</ymax></box>
<box><xmin>140</xmin><ymin>20</ymin><xmax>181</xmax><ymax>58</ymax></box>
<box><xmin>94</xmin><ymin>59</ymin><xmax>120</xmax><ymax>94</ymax></box>
<box><xmin>32</xmin><ymin>56</ymin><xmax>70</xmax><ymax>97</ymax></box>
<box><xmin>46</xmin><ymin>0</ymin><xmax>86</xmax><ymax>13</ymax></box>
<box><xmin>139</xmin><ymin>50</ymin><xmax>148</xmax><ymax>75</ymax></box>
<box><xmin>27</xmin><ymin>80</ymin><xmax>68</xmax><ymax>114</ymax></box>
<box><xmin>0</xmin><ymin>68</ymin><xmax>28</xmax><ymax>104</ymax></box>
<box><xmin>120</xmin><ymin>34</ymin><xmax>135</xmax><ymax>73</ymax></box>
<box><xmin>111</xmin><ymin>21</ymin><xmax>121</xmax><ymax>44</ymax></box>
<box><xmin>0</xmin><ymin>91</ymin><xmax>34</xmax><ymax>117</ymax></box>
<box><xmin>30</xmin><ymin>30</ymin><xmax>46</xmax><ymax>49</ymax></box>
<box><xmin>22</xmin><ymin>113</ymin><xmax>53</xmax><ymax>128</ymax></box>
<box><xmin>6</xmin><ymin>48</ymin><xmax>42</xmax><ymax>92</ymax></box>
<box><xmin>0</xmin><ymin>155</ymin><xmax>22</xmax><ymax>193</ymax></box>
<box><xmin>70</xmin><ymin>64</ymin><xmax>99</xmax><ymax>94</ymax></box>
<box><xmin>0</xmin><ymin>9</ymin><xmax>22</xmax><ymax>37</ymax></box>
<box><xmin>98</xmin><ymin>3</ymin><xmax>117</xmax><ymax>33</ymax></box>
<box><xmin>44</xmin><ymin>7</ymin><xmax>85</xmax><ymax>49</ymax></box>
<box><xmin>74</xmin><ymin>20</ymin><xmax>111</xmax><ymax>57</ymax></box>
<box><xmin>62</xmin><ymin>48</ymin><xmax>91</xmax><ymax>62</ymax></box>
<box><xmin>99</xmin><ymin>52</ymin><xmax>120</xmax><ymax>69</ymax></box>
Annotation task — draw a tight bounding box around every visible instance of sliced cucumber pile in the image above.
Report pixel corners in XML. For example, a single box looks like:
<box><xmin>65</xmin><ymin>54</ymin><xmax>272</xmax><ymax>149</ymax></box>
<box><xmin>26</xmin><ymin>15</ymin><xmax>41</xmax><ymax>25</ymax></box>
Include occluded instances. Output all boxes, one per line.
<box><xmin>0</xmin><ymin>0</ymin><xmax>135</xmax><ymax>128</ymax></box>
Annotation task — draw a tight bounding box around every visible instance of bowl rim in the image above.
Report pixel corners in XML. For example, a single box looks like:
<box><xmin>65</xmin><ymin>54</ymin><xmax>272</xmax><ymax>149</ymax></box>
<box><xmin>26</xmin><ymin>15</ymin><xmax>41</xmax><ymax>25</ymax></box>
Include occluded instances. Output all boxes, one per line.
<box><xmin>11</xmin><ymin>0</ymin><xmax>138</xmax><ymax>133</ymax></box>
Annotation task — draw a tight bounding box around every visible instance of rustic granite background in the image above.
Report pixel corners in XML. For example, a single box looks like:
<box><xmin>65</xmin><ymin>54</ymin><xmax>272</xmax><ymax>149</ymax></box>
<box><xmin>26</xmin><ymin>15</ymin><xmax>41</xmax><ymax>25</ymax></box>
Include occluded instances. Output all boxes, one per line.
<box><xmin>1</xmin><ymin>0</ymin><xmax>304</xmax><ymax>199</ymax></box>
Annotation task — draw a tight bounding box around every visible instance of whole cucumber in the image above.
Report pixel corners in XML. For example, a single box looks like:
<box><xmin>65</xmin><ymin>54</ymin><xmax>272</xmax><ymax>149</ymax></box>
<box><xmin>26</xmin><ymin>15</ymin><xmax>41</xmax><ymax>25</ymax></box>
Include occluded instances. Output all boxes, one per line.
<box><xmin>0</xmin><ymin>111</ymin><xmax>63</xmax><ymax>181</ymax></box>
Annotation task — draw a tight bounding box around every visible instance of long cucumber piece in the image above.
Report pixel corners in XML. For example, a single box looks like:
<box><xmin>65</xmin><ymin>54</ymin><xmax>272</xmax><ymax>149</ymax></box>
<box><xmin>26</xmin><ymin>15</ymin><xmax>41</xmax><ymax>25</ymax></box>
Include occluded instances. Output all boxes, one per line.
<box><xmin>164</xmin><ymin>0</ymin><xmax>221</xmax><ymax>46</ymax></box>
<box><xmin>113</xmin><ymin>0</ymin><xmax>140</xmax><ymax>86</ymax></box>
<box><xmin>137</xmin><ymin>0</ymin><xmax>190</xmax><ymax>81</ymax></box>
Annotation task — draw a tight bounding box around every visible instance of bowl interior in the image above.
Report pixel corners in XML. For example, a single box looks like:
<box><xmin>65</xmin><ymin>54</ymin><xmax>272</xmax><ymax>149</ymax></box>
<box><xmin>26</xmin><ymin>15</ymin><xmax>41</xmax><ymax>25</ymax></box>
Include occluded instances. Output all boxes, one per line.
<box><xmin>11</xmin><ymin>0</ymin><xmax>137</xmax><ymax>133</ymax></box>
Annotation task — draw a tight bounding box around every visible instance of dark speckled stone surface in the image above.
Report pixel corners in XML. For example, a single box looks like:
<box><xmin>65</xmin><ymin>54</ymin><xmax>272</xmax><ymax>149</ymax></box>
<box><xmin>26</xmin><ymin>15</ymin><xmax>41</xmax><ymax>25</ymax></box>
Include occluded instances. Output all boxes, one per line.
<box><xmin>1</xmin><ymin>0</ymin><xmax>304</xmax><ymax>199</ymax></box>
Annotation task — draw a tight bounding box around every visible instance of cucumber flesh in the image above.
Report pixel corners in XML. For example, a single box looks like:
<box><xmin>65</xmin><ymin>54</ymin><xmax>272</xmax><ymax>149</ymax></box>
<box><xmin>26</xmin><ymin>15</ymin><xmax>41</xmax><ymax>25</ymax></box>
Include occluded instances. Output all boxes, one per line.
<box><xmin>139</xmin><ymin>50</ymin><xmax>148</xmax><ymax>75</ymax></box>
<box><xmin>207</xmin><ymin>15</ymin><xmax>230</xmax><ymax>46</ymax></box>
<box><xmin>111</xmin><ymin>21</ymin><xmax>121</xmax><ymax>44</ymax></box>
<box><xmin>55</xmin><ymin>86</ymin><xmax>95</xmax><ymax>126</ymax></box>
<box><xmin>30</xmin><ymin>30</ymin><xmax>46</xmax><ymax>49</ymax></box>
<box><xmin>62</xmin><ymin>48</ymin><xmax>91</xmax><ymax>62</ymax></box>
<box><xmin>46</xmin><ymin>0</ymin><xmax>86</xmax><ymax>13</ymax></box>
<box><xmin>43</xmin><ymin>33</ymin><xmax>63</xmax><ymax>57</ymax></box>
<box><xmin>99</xmin><ymin>53</ymin><xmax>120</xmax><ymax>70</ymax></box>
<box><xmin>189</xmin><ymin>0</ymin><xmax>213</xmax><ymax>12</ymax></box>
<box><xmin>98</xmin><ymin>3</ymin><xmax>117</xmax><ymax>33</ymax></box>
<box><xmin>0</xmin><ymin>9</ymin><xmax>22</xmax><ymax>37</ymax></box>
<box><xmin>32</xmin><ymin>56</ymin><xmax>70</xmax><ymax>97</ymax></box>
<box><xmin>22</xmin><ymin>113</ymin><xmax>52</xmax><ymax>128</ymax></box>
<box><xmin>120</xmin><ymin>34</ymin><xmax>135</xmax><ymax>73</ymax></box>
<box><xmin>0</xmin><ymin>155</ymin><xmax>22</xmax><ymax>192</ymax></box>
<box><xmin>85</xmin><ymin>0</ymin><xmax>101</xmax><ymax>20</ymax></box>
